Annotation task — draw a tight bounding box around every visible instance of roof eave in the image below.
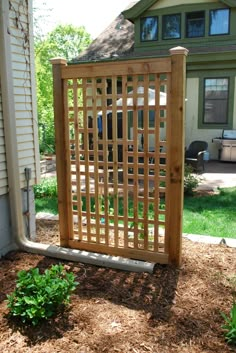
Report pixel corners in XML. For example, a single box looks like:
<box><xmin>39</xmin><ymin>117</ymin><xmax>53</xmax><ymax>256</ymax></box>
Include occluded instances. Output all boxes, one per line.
<box><xmin>122</xmin><ymin>0</ymin><xmax>236</xmax><ymax>20</ymax></box>
<box><xmin>220</xmin><ymin>0</ymin><xmax>236</xmax><ymax>7</ymax></box>
<box><xmin>122</xmin><ymin>0</ymin><xmax>158</xmax><ymax>20</ymax></box>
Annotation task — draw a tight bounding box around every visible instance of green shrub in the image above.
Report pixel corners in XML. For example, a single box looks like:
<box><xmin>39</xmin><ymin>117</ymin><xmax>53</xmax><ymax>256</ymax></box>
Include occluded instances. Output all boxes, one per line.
<box><xmin>33</xmin><ymin>177</ymin><xmax>57</xmax><ymax>198</ymax></box>
<box><xmin>6</xmin><ymin>264</ymin><xmax>78</xmax><ymax>326</ymax></box>
<box><xmin>184</xmin><ymin>164</ymin><xmax>201</xmax><ymax>196</ymax></box>
<box><xmin>221</xmin><ymin>300</ymin><xmax>236</xmax><ymax>345</ymax></box>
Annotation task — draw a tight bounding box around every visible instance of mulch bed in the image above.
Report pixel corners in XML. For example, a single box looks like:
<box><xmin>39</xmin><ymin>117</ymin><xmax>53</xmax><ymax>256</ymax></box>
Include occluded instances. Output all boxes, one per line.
<box><xmin>0</xmin><ymin>219</ymin><xmax>235</xmax><ymax>353</ymax></box>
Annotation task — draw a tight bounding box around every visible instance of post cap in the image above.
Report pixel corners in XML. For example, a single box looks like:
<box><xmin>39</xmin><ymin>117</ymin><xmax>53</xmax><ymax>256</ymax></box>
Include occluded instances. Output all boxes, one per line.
<box><xmin>50</xmin><ymin>57</ymin><xmax>67</xmax><ymax>65</ymax></box>
<box><xmin>169</xmin><ymin>46</ymin><xmax>189</xmax><ymax>56</ymax></box>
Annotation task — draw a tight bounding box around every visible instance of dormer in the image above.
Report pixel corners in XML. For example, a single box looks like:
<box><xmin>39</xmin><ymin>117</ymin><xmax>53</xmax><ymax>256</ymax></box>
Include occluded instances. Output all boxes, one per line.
<box><xmin>122</xmin><ymin>0</ymin><xmax>236</xmax><ymax>53</ymax></box>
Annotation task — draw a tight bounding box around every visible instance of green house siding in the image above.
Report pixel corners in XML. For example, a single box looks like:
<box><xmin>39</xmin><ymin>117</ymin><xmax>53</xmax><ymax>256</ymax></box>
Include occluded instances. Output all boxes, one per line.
<box><xmin>123</xmin><ymin>0</ymin><xmax>236</xmax><ymax>159</ymax></box>
<box><xmin>133</xmin><ymin>3</ymin><xmax>236</xmax><ymax>52</ymax></box>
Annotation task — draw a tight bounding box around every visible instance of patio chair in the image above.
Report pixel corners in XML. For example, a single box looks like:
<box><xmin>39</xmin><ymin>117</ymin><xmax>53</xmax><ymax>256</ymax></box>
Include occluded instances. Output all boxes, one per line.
<box><xmin>185</xmin><ymin>140</ymin><xmax>208</xmax><ymax>172</ymax></box>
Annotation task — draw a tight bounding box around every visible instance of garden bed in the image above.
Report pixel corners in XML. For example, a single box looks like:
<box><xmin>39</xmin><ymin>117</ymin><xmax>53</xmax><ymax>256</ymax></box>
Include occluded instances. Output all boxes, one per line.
<box><xmin>0</xmin><ymin>219</ymin><xmax>235</xmax><ymax>353</ymax></box>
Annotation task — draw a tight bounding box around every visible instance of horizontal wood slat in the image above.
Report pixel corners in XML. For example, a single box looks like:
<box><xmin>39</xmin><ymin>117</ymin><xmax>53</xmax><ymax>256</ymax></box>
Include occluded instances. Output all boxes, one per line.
<box><xmin>62</xmin><ymin>58</ymin><xmax>172</xmax><ymax>79</ymax></box>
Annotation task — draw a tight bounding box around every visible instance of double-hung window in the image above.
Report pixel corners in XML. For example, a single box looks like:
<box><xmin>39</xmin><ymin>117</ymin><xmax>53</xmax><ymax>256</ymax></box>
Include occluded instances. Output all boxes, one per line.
<box><xmin>203</xmin><ymin>78</ymin><xmax>229</xmax><ymax>124</ymax></box>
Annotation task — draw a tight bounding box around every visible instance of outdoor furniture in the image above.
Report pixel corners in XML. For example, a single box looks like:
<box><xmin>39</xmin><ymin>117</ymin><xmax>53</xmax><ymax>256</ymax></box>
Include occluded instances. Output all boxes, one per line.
<box><xmin>185</xmin><ymin>140</ymin><xmax>208</xmax><ymax>172</ymax></box>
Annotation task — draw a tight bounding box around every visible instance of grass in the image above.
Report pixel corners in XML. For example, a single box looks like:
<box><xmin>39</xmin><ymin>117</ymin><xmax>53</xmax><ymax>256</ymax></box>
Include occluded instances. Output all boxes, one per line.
<box><xmin>184</xmin><ymin>187</ymin><xmax>236</xmax><ymax>238</ymax></box>
<box><xmin>35</xmin><ymin>197</ymin><xmax>58</xmax><ymax>215</ymax></box>
<box><xmin>35</xmin><ymin>179</ymin><xmax>236</xmax><ymax>239</ymax></box>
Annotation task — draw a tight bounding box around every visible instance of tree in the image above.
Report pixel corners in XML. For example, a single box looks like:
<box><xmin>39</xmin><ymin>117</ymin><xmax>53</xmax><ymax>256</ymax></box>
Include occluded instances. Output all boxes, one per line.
<box><xmin>34</xmin><ymin>24</ymin><xmax>92</xmax><ymax>154</ymax></box>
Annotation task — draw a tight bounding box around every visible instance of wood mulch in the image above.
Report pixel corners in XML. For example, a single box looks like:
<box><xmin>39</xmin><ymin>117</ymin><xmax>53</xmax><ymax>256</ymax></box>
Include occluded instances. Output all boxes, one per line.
<box><xmin>0</xmin><ymin>219</ymin><xmax>235</xmax><ymax>353</ymax></box>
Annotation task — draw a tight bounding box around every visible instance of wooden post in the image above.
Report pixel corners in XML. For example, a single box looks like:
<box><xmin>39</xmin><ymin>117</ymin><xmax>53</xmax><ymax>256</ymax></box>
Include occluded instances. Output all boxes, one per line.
<box><xmin>50</xmin><ymin>58</ymin><xmax>73</xmax><ymax>247</ymax></box>
<box><xmin>167</xmin><ymin>47</ymin><xmax>188</xmax><ymax>266</ymax></box>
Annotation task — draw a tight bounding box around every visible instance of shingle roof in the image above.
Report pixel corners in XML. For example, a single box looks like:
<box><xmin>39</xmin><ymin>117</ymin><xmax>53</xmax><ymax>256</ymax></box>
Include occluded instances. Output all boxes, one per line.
<box><xmin>70</xmin><ymin>9</ymin><xmax>136</xmax><ymax>63</ymax></box>
<box><xmin>71</xmin><ymin>0</ymin><xmax>236</xmax><ymax>64</ymax></box>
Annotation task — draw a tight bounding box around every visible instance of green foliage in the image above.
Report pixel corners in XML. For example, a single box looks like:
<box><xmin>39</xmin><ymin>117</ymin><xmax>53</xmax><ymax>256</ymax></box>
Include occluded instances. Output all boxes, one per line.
<box><xmin>35</xmin><ymin>197</ymin><xmax>58</xmax><ymax>215</ymax></box>
<box><xmin>184</xmin><ymin>164</ymin><xmax>201</xmax><ymax>195</ymax></box>
<box><xmin>7</xmin><ymin>264</ymin><xmax>78</xmax><ymax>326</ymax></box>
<box><xmin>34</xmin><ymin>24</ymin><xmax>92</xmax><ymax>154</ymax></box>
<box><xmin>33</xmin><ymin>177</ymin><xmax>57</xmax><ymax>198</ymax></box>
<box><xmin>221</xmin><ymin>300</ymin><xmax>236</xmax><ymax>345</ymax></box>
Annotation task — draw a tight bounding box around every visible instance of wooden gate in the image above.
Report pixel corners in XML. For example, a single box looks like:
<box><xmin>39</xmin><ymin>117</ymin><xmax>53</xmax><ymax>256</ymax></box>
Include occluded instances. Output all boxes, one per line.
<box><xmin>51</xmin><ymin>47</ymin><xmax>188</xmax><ymax>266</ymax></box>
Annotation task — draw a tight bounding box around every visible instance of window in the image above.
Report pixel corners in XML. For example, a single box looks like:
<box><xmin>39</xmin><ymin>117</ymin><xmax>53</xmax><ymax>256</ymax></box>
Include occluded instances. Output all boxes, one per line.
<box><xmin>140</xmin><ymin>17</ymin><xmax>158</xmax><ymax>41</ymax></box>
<box><xmin>162</xmin><ymin>14</ymin><xmax>181</xmax><ymax>39</ymax></box>
<box><xmin>203</xmin><ymin>78</ymin><xmax>229</xmax><ymax>124</ymax></box>
<box><xmin>209</xmin><ymin>9</ymin><xmax>230</xmax><ymax>35</ymax></box>
<box><xmin>186</xmin><ymin>11</ymin><xmax>205</xmax><ymax>38</ymax></box>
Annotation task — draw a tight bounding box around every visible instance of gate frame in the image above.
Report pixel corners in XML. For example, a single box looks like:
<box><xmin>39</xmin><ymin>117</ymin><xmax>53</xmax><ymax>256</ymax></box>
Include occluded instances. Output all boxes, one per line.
<box><xmin>51</xmin><ymin>46</ymin><xmax>188</xmax><ymax>267</ymax></box>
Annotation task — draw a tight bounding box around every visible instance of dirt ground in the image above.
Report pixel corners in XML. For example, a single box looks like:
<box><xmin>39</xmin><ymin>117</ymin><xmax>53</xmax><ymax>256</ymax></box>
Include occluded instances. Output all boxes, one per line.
<box><xmin>0</xmin><ymin>219</ymin><xmax>235</xmax><ymax>353</ymax></box>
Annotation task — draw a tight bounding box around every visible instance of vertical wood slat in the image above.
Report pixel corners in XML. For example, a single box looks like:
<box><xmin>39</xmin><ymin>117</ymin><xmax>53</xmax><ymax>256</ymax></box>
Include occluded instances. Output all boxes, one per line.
<box><xmin>111</xmin><ymin>77</ymin><xmax>119</xmax><ymax>248</ymax></box>
<box><xmin>83</xmin><ymin>78</ymin><xmax>91</xmax><ymax>241</ymax></box>
<box><xmin>143</xmin><ymin>77</ymin><xmax>149</xmax><ymax>250</ymax></box>
<box><xmin>101</xmin><ymin>77</ymin><xmax>109</xmax><ymax>245</ymax></box>
<box><xmin>132</xmin><ymin>77</ymin><xmax>139</xmax><ymax>249</ymax></box>
<box><xmin>164</xmin><ymin>72</ymin><xmax>172</xmax><ymax>253</ymax></box>
<box><xmin>153</xmin><ymin>74</ymin><xmax>161</xmax><ymax>252</ymax></box>
<box><xmin>73</xmin><ymin>79</ymin><xmax>83</xmax><ymax>239</ymax></box>
<box><xmin>167</xmin><ymin>47</ymin><xmax>189</xmax><ymax>266</ymax></box>
<box><xmin>122</xmin><ymin>76</ymin><xmax>129</xmax><ymax>248</ymax></box>
<box><xmin>50</xmin><ymin>58</ymin><xmax>73</xmax><ymax>247</ymax></box>
<box><xmin>92</xmin><ymin>77</ymin><xmax>100</xmax><ymax>243</ymax></box>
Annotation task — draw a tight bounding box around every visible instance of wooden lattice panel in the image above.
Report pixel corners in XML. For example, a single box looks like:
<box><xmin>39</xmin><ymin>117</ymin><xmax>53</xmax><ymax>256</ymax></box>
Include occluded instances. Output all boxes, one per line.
<box><xmin>51</xmin><ymin>52</ymin><xmax>187</xmax><ymax>265</ymax></box>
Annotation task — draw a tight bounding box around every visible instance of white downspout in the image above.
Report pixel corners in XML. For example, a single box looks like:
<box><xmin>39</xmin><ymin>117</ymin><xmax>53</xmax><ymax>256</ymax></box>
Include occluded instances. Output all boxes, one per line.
<box><xmin>0</xmin><ymin>0</ymin><xmax>25</xmax><ymax>248</ymax></box>
<box><xmin>0</xmin><ymin>0</ymin><xmax>153</xmax><ymax>273</ymax></box>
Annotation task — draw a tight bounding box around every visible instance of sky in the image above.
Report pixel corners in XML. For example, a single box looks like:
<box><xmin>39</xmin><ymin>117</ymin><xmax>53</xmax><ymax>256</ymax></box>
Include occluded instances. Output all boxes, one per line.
<box><xmin>34</xmin><ymin>0</ymin><xmax>133</xmax><ymax>39</ymax></box>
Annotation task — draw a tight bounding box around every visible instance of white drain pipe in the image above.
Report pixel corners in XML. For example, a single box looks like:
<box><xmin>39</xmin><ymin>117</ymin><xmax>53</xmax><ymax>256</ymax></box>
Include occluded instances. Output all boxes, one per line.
<box><xmin>0</xmin><ymin>1</ymin><xmax>154</xmax><ymax>273</ymax></box>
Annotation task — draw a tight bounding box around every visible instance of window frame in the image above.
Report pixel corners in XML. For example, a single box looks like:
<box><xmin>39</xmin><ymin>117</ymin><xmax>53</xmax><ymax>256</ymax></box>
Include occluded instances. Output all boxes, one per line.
<box><xmin>203</xmin><ymin>77</ymin><xmax>229</xmax><ymax>125</ymax></box>
<box><xmin>185</xmin><ymin>11</ymin><xmax>205</xmax><ymax>38</ymax></box>
<box><xmin>198</xmin><ymin>74</ymin><xmax>234</xmax><ymax>130</ymax></box>
<box><xmin>209</xmin><ymin>8</ymin><xmax>230</xmax><ymax>36</ymax></box>
<box><xmin>162</xmin><ymin>13</ymin><xmax>181</xmax><ymax>40</ymax></box>
<box><xmin>140</xmin><ymin>16</ymin><xmax>158</xmax><ymax>42</ymax></box>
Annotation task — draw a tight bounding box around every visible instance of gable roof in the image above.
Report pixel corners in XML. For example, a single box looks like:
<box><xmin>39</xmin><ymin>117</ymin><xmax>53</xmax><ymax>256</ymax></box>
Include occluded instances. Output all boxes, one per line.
<box><xmin>122</xmin><ymin>0</ymin><xmax>156</xmax><ymax>20</ymax></box>
<box><xmin>71</xmin><ymin>1</ymin><xmax>138</xmax><ymax>64</ymax></box>
<box><xmin>123</xmin><ymin>0</ymin><xmax>236</xmax><ymax>19</ymax></box>
<box><xmin>71</xmin><ymin>13</ymin><xmax>134</xmax><ymax>63</ymax></box>
<box><xmin>221</xmin><ymin>0</ymin><xmax>236</xmax><ymax>6</ymax></box>
<box><xmin>72</xmin><ymin>0</ymin><xmax>236</xmax><ymax>64</ymax></box>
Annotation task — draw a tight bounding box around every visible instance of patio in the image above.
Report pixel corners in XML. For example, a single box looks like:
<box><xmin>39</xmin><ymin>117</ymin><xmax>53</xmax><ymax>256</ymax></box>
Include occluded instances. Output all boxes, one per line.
<box><xmin>197</xmin><ymin>160</ymin><xmax>236</xmax><ymax>191</ymax></box>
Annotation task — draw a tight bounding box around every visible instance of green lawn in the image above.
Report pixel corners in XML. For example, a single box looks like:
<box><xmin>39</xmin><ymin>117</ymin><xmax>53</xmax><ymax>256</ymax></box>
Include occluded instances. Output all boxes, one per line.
<box><xmin>183</xmin><ymin>187</ymin><xmax>236</xmax><ymax>238</ymax></box>
<box><xmin>35</xmin><ymin>186</ymin><xmax>236</xmax><ymax>239</ymax></box>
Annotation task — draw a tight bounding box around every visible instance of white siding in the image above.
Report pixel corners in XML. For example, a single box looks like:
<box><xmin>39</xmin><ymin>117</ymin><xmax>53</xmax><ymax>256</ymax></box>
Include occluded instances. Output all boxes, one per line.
<box><xmin>9</xmin><ymin>0</ymin><xmax>40</xmax><ymax>189</ymax></box>
<box><xmin>0</xmin><ymin>84</ymin><xmax>8</xmax><ymax>195</ymax></box>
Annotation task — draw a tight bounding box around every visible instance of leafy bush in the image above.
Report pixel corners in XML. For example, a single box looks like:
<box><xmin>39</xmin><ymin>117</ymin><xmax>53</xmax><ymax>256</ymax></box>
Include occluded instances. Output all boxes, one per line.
<box><xmin>7</xmin><ymin>264</ymin><xmax>78</xmax><ymax>326</ymax></box>
<box><xmin>184</xmin><ymin>164</ymin><xmax>201</xmax><ymax>196</ymax></box>
<box><xmin>221</xmin><ymin>300</ymin><xmax>236</xmax><ymax>345</ymax></box>
<box><xmin>33</xmin><ymin>177</ymin><xmax>57</xmax><ymax>198</ymax></box>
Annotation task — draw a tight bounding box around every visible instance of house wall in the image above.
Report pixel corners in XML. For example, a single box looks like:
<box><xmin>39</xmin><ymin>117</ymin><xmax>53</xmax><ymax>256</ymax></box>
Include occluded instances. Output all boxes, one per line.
<box><xmin>131</xmin><ymin>0</ymin><xmax>236</xmax><ymax>161</ymax></box>
<box><xmin>186</xmin><ymin>77</ymin><xmax>236</xmax><ymax>159</ymax></box>
<box><xmin>0</xmin><ymin>0</ymin><xmax>39</xmax><ymax>256</ymax></box>
<box><xmin>0</xmin><ymin>82</ymin><xmax>8</xmax><ymax>195</ymax></box>
<box><xmin>9</xmin><ymin>0</ymin><xmax>40</xmax><ymax>187</ymax></box>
